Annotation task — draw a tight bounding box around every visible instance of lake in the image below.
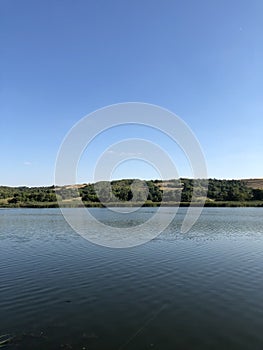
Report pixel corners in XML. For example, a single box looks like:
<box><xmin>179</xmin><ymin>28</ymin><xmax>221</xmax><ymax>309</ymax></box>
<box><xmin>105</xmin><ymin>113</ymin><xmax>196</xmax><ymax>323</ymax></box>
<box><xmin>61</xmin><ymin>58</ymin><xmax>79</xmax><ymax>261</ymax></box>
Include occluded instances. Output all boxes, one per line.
<box><xmin>1</xmin><ymin>207</ymin><xmax>263</xmax><ymax>349</ymax></box>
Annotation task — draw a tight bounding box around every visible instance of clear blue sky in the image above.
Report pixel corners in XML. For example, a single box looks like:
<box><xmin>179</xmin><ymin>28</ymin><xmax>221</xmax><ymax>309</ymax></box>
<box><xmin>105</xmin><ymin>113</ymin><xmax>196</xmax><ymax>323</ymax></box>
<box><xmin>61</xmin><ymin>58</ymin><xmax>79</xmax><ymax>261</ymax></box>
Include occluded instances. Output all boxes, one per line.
<box><xmin>1</xmin><ymin>0</ymin><xmax>263</xmax><ymax>186</ymax></box>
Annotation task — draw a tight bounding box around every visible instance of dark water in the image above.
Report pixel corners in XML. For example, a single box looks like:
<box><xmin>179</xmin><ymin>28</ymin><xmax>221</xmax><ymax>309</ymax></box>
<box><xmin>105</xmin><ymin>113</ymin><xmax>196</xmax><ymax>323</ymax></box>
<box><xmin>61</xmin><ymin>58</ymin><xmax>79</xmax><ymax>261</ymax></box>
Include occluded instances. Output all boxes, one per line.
<box><xmin>1</xmin><ymin>208</ymin><xmax>263</xmax><ymax>349</ymax></box>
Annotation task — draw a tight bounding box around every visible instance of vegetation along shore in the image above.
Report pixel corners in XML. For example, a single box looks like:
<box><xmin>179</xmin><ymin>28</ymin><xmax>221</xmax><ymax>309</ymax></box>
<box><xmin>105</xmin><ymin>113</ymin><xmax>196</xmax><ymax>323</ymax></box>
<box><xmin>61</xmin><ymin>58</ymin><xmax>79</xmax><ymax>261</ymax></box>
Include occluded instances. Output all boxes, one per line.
<box><xmin>1</xmin><ymin>178</ymin><xmax>263</xmax><ymax>208</ymax></box>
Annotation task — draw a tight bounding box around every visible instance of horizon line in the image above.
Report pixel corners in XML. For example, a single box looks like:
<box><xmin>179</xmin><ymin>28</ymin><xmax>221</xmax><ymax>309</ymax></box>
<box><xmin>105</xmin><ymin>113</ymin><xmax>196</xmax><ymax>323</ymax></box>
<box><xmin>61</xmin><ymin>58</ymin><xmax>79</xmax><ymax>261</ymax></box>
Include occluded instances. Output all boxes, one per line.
<box><xmin>1</xmin><ymin>177</ymin><xmax>263</xmax><ymax>188</ymax></box>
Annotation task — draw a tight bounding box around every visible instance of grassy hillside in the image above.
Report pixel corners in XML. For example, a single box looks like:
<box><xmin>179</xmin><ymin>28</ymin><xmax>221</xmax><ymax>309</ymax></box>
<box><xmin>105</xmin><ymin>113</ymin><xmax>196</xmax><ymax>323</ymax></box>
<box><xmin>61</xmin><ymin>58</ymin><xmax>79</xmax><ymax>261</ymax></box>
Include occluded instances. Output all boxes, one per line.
<box><xmin>244</xmin><ymin>178</ymin><xmax>263</xmax><ymax>189</ymax></box>
<box><xmin>0</xmin><ymin>178</ymin><xmax>263</xmax><ymax>208</ymax></box>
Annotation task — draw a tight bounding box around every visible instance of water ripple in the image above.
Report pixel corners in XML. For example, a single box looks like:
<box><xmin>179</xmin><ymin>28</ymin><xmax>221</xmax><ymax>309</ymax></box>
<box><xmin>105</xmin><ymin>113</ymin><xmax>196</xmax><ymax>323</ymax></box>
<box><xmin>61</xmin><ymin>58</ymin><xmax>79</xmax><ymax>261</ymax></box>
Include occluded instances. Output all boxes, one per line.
<box><xmin>1</xmin><ymin>208</ymin><xmax>263</xmax><ymax>349</ymax></box>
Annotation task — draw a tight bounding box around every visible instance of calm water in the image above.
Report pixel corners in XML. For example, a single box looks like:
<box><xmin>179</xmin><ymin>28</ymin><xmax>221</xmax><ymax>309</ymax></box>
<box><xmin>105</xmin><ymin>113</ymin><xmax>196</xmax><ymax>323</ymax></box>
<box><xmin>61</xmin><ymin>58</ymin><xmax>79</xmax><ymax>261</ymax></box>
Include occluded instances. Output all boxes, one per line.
<box><xmin>1</xmin><ymin>208</ymin><xmax>263</xmax><ymax>349</ymax></box>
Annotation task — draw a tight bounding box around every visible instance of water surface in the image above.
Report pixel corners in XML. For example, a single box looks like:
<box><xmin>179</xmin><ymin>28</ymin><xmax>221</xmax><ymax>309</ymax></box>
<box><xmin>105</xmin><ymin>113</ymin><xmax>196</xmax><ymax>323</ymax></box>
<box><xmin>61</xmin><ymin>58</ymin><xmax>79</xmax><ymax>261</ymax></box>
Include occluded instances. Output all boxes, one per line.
<box><xmin>1</xmin><ymin>208</ymin><xmax>263</xmax><ymax>349</ymax></box>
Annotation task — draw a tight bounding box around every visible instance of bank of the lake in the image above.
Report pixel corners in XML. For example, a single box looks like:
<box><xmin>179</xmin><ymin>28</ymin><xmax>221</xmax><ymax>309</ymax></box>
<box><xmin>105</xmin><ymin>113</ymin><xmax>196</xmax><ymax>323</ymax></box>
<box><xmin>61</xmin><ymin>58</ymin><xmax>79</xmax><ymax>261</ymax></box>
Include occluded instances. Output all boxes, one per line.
<box><xmin>1</xmin><ymin>178</ymin><xmax>263</xmax><ymax>209</ymax></box>
<box><xmin>1</xmin><ymin>200</ymin><xmax>263</xmax><ymax>208</ymax></box>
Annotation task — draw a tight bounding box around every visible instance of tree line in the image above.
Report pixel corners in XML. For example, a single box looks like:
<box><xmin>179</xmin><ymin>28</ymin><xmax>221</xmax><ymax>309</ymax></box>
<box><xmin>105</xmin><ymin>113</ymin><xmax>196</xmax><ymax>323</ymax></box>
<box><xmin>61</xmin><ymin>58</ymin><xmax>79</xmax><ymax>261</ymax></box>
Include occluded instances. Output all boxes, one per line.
<box><xmin>0</xmin><ymin>179</ymin><xmax>263</xmax><ymax>207</ymax></box>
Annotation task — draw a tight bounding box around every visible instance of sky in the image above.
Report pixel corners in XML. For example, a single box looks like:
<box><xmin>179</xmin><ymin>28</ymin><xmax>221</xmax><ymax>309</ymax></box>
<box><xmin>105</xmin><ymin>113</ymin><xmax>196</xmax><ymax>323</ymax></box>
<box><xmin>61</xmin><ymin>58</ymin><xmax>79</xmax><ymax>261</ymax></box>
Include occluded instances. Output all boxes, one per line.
<box><xmin>1</xmin><ymin>0</ymin><xmax>263</xmax><ymax>186</ymax></box>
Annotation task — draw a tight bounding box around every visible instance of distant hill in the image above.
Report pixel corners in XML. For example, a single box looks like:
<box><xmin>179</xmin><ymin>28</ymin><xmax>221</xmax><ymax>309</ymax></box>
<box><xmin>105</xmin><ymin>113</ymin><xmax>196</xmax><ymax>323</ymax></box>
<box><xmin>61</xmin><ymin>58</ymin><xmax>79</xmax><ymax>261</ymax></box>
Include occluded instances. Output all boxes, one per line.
<box><xmin>0</xmin><ymin>178</ymin><xmax>263</xmax><ymax>208</ymax></box>
<box><xmin>244</xmin><ymin>178</ymin><xmax>263</xmax><ymax>189</ymax></box>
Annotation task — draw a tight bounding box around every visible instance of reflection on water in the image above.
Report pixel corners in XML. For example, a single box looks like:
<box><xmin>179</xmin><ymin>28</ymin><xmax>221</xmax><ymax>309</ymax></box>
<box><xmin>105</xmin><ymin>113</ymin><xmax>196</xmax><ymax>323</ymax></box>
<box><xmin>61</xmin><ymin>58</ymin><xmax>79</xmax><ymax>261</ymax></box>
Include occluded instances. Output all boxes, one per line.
<box><xmin>1</xmin><ymin>208</ymin><xmax>263</xmax><ymax>349</ymax></box>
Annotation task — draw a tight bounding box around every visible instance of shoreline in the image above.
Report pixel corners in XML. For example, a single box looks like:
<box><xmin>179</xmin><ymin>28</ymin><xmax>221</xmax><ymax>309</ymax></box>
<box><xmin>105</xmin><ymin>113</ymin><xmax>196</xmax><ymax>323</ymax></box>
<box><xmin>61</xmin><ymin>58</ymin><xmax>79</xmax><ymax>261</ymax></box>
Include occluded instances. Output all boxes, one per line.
<box><xmin>1</xmin><ymin>200</ymin><xmax>263</xmax><ymax>209</ymax></box>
